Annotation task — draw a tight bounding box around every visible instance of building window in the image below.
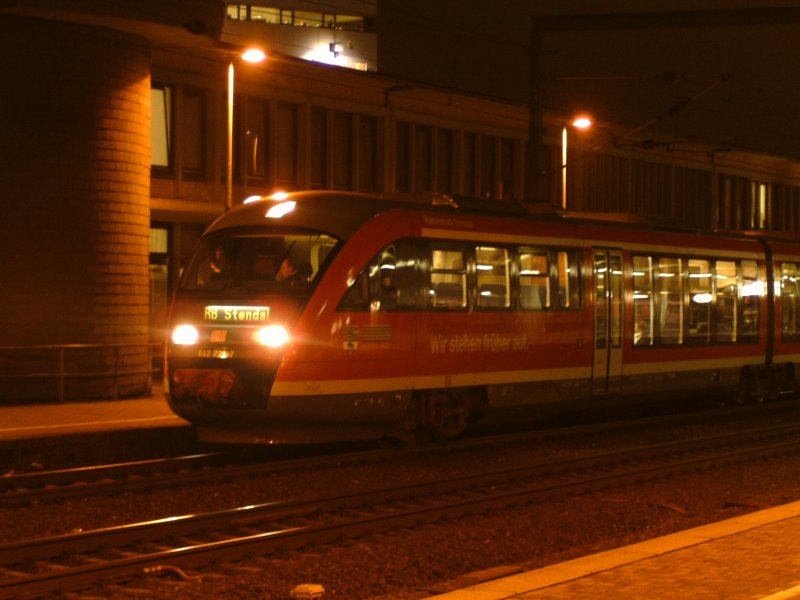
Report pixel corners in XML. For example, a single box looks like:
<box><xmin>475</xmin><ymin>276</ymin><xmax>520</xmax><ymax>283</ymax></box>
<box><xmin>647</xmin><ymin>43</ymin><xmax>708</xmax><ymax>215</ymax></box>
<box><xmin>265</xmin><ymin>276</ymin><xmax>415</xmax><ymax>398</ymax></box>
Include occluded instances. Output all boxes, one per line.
<box><xmin>333</xmin><ymin>111</ymin><xmax>353</xmax><ymax>189</ymax></box>
<box><xmin>246</xmin><ymin>98</ymin><xmax>269</xmax><ymax>181</ymax></box>
<box><xmin>276</xmin><ymin>102</ymin><xmax>298</xmax><ymax>187</ymax></box>
<box><xmin>358</xmin><ymin>115</ymin><xmax>379</xmax><ymax>192</ymax></box>
<box><xmin>311</xmin><ymin>107</ymin><xmax>328</xmax><ymax>189</ymax></box>
<box><xmin>182</xmin><ymin>88</ymin><xmax>206</xmax><ymax>178</ymax></box>
<box><xmin>250</xmin><ymin>7</ymin><xmax>280</xmax><ymax>22</ymax></box>
<box><xmin>480</xmin><ymin>135</ymin><xmax>495</xmax><ymax>199</ymax></box>
<box><xmin>463</xmin><ymin>133</ymin><xmax>476</xmax><ymax>196</ymax></box>
<box><xmin>414</xmin><ymin>125</ymin><xmax>432</xmax><ymax>192</ymax></box>
<box><xmin>151</xmin><ymin>85</ymin><xmax>172</xmax><ymax>169</ymax></box>
<box><xmin>436</xmin><ymin>129</ymin><xmax>453</xmax><ymax>194</ymax></box>
<box><xmin>395</xmin><ymin>121</ymin><xmax>411</xmax><ymax>192</ymax></box>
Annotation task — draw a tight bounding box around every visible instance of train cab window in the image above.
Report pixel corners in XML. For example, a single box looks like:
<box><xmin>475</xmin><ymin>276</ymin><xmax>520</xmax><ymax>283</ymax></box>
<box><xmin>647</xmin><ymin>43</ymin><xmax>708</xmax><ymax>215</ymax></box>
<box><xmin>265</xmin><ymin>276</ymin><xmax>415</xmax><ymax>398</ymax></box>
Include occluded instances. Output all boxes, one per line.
<box><xmin>476</xmin><ymin>246</ymin><xmax>510</xmax><ymax>309</ymax></box>
<box><xmin>519</xmin><ymin>249</ymin><xmax>550</xmax><ymax>310</ymax></box>
<box><xmin>657</xmin><ymin>257</ymin><xmax>683</xmax><ymax>344</ymax></box>
<box><xmin>340</xmin><ymin>239</ymin><xmax>419</xmax><ymax>311</ymax></box>
<box><xmin>741</xmin><ymin>260</ymin><xmax>761</xmax><ymax>342</ymax></box>
<box><xmin>557</xmin><ymin>250</ymin><xmax>581</xmax><ymax>309</ymax></box>
<box><xmin>715</xmin><ymin>260</ymin><xmax>738</xmax><ymax>342</ymax></box>
<box><xmin>180</xmin><ymin>231</ymin><xmax>336</xmax><ymax>293</ymax></box>
<box><xmin>633</xmin><ymin>256</ymin><xmax>654</xmax><ymax>346</ymax></box>
<box><xmin>781</xmin><ymin>263</ymin><xmax>800</xmax><ymax>341</ymax></box>
<box><xmin>687</xmin><ymin>259</ymin><xmax>712</xmax><ymax>344</ymax></box>
<box><xmin>430</xmin><ymin>247</ymin><xmax>467</xmax><ymax>309</ymax></box>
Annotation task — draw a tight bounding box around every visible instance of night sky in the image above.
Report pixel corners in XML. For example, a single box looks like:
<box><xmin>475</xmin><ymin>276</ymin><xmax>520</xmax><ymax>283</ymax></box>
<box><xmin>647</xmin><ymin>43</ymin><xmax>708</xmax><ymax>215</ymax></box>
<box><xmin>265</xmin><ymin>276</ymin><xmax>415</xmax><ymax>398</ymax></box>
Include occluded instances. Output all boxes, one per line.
<box><xmin>378</xmin><ymin>0</ymin><xmax>800</xmax><ymax>159</ymax></box>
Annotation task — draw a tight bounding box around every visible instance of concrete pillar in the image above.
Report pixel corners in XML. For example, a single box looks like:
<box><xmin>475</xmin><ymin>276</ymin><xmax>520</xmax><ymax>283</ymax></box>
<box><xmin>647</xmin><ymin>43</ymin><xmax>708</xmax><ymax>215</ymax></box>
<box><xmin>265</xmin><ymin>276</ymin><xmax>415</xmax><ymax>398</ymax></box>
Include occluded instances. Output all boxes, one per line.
<box><xmin>0</xmin><ymin>17</ymin><xmax>151</xmax><ymax>398</ymax></box>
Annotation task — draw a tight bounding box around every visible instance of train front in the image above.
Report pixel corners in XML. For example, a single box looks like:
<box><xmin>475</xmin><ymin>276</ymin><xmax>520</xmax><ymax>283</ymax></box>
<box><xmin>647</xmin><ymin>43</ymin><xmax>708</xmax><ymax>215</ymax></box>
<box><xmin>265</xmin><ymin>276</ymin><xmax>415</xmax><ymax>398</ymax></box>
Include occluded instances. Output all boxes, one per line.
<box><xmin>165</xmin><ymin>197</ymin><xmax>339</xmax><ymax>443</ymax></box>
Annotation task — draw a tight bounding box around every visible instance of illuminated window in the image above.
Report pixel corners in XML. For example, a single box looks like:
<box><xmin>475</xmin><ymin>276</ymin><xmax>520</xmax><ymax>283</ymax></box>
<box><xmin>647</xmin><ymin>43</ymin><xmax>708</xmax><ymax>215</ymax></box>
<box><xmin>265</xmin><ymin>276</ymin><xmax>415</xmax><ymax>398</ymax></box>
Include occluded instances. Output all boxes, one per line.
<box><xmin>657</xmin><ymin>257</ymin><xmax>683</xmax><ymax>344</ymax></box>
<box><xmin>688</xmin><ymin>258</ymin><xmax>712</xmax><ymax>344</ymax></box>
<box><xmin>519</xmin><ymin>249</ymin><xmax>549</xmax><ymax>310</ymax></box>
<box><xmin>476</xmin><ymin>246</ymin><xmax>510</xmax><ymax>309</ymax></box>
<box><xmin>782</xmin><ymin>263</ymin><xmax>800</xmax><ymax>341</ymax></box>
<box><xmin>633</xmin><ymin>256</ymin><xmax>653</xmax><ymax>346</ymax></box>
<box><xmin>430</xmin><ymin>247</ymin><xmax>466</xmax><ymax>309</ymax></box>
<box><xmin>741</xmin><ymin>259</ymin><xmax>760</xmax><ymax>342</ymax></box>
<box><xmin>226</xmin><ymin>5</ymin><xmax>247</xmax><ymax>20</ymax></box>
<box><xmin>715</xmin><ymin>260</ymin><xmax>738</xmax><ymax>342</ymax></box>
<box><xmin>295</xmin><ymin>11</ymin><xmax>323</xmax><ymax>27</ymax></box>
<box><xmin>557</xmin><ymin>250</ymin><xmax>581</xmax><ymax>309</ymax></box>
<box><xmin>250</xmin><ymin>7</ymin><xmax>280</xmax><ymax>22</ymax></box>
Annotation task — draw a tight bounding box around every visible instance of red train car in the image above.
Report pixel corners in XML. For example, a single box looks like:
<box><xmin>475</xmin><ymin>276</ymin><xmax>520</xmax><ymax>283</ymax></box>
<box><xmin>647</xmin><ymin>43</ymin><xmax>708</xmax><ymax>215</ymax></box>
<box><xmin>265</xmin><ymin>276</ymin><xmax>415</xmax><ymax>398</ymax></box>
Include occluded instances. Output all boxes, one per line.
<box><xmin>165</xmin><ymin>191</ymin><xmax>800</xmax><ymax>443</ymax></box>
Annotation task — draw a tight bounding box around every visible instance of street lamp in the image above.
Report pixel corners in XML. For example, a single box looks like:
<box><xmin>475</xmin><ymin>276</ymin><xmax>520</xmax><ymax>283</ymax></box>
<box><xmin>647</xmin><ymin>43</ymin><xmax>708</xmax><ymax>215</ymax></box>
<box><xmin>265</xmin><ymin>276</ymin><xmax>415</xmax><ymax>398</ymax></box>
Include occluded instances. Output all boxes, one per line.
<box><xmin>562</xmin><ymin>116</ymin><xmax>592</xmax><ymax>210</ymax></box>
<box><xmin>227</xmin><ymin>47</ymin><xmax>266</xmax><ymax>211</ymax></box>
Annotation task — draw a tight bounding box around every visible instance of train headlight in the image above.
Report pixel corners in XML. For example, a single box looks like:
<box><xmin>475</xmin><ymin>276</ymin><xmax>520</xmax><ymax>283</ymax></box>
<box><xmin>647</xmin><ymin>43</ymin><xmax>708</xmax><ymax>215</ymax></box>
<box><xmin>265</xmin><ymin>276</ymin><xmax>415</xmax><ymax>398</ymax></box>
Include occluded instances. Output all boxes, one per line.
<box><xmin>172</xmin><ymin>324</ymin><xmax>200</xmax><ymax>345</ymax></box>
<box><xmin>254</xmin><ymin>325</ymin><xmax>291</xmax><ymax>348</ymax></box>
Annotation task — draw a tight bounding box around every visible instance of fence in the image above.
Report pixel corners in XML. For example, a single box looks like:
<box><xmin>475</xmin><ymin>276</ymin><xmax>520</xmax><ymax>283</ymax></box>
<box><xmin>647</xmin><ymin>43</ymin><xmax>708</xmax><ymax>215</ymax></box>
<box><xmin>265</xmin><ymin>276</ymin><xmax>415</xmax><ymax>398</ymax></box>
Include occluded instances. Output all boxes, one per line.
<box><xmin>0</xmin><ymin>342</ymin><xmax>164</xmax><ymax>403</ymax></box>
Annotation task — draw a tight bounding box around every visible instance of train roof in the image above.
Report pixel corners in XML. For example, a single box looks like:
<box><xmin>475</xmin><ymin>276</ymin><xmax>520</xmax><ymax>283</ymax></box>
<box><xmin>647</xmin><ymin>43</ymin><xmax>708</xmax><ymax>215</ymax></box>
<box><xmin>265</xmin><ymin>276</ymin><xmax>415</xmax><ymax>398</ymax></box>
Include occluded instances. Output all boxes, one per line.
<box><xmin>204</xmin><ymin>191</ymin><xmax>786</xmax><ymax>249</ymax></box>
<box><xmin>205</xmin><ymin>191</ymin><xmax>534</xmax><ymax>240</ymax></box>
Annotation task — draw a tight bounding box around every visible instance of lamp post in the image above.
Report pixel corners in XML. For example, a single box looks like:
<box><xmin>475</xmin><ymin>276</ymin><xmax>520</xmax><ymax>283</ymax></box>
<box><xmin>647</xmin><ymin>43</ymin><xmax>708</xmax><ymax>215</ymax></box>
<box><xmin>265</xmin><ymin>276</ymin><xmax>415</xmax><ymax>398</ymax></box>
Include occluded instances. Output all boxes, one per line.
<box><xmin>561</xmin><ymin>116</ymin><xmax>592</xmax><ymax>210</ymax></box>
<box><xmin>226</xmin><ymin>47</ymin><xmax>266</xmax><ymax>211</ymax></box>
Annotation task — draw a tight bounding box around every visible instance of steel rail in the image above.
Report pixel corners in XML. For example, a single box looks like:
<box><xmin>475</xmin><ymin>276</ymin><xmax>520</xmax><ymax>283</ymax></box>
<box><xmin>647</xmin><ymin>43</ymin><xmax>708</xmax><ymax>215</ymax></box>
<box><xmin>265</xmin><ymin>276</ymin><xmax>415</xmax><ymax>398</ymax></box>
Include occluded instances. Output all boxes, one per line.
<box><xmin>2</xmin><ymin>422</ymin><xmax>800</xmax><ymax>597</ymax></box>
<box><xmin>5</xmin><ymin>399</ymin><xmax>797</xmax><ymax>508</ymax></box>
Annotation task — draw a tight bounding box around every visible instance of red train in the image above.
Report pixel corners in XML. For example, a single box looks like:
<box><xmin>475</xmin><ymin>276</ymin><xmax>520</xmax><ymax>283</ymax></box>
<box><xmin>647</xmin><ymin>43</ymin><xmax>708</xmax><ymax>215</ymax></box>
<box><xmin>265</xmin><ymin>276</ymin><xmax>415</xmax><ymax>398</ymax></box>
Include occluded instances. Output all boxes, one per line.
<box><xmin>165</xmin><ymin>191</ymin><xmax>800</xmax><ymax>443</ymax></box>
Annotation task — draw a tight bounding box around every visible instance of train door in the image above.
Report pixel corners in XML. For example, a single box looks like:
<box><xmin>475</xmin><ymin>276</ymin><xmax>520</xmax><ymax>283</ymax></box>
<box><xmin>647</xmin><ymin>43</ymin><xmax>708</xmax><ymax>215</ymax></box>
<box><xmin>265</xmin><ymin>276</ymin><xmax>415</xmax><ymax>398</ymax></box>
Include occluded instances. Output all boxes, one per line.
<box><xmin>592</xmin><ymin>248</ymin><xmax>623</xmax><ymax>395</ymax></box>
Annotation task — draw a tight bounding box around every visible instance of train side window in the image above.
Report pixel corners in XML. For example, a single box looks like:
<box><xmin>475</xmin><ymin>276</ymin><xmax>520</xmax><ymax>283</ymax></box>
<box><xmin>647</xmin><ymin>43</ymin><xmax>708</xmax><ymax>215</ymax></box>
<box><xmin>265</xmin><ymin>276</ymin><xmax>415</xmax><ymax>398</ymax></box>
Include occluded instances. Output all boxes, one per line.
<box><xmin>741</xmin><ymin>259</ymin><xmax>761</xmax><ymax>342</ymax></box>
<box><xmin>430</xmin><ymin>247</ymin><xmax>467</xmax><ymax>309</ymax></box>
<box><xmin>714</xmin><ymin>260</ymin><xmax>738</xmax><ymax>342</ymax></box>
<box><xmin>339</xmin><ymin>239</ymin><xmax>419</xmax><ymax>311</ymax></box>
<box><xmin>557</xmin><ymin>250</ymin><xmax>581</xmax><ymax>309</ymax></box>
<box><xmin>476</xmin><ymin>246</ymin><xmax>510</xmax><ymax>309</ymax></box>
<box><xmin>633</xmin><ymin>256</ymin><xmax>654</xmax><ymax>346</ymax></box>
<box><xmin>657</xmin><ymin>257</ymin><xmax>683</xmax><ymax>345</ymax></box>
<box><xmin>687</xmin><ymin>258</ymin><xmax>712</xmax><ymax>344</ymax></box>
<box><xmin>781</xmin><ymin>263</ymin><xmax>800</xmax><ymax>341</ymax></box>
<box><xmin>519</xmin><ymin>248</ymin><xmax>549</xmax><ymax>310</ymax></box>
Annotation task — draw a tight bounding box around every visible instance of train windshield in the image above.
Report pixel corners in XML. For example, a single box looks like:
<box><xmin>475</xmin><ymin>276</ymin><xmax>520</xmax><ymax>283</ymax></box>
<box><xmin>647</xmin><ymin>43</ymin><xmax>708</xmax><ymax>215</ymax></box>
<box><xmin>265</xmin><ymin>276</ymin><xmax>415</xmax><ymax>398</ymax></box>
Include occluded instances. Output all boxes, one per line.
<box><xmin>179</xmin><ymin>228</ymin><xmax>339</xmax><ymax>294</ymax></box>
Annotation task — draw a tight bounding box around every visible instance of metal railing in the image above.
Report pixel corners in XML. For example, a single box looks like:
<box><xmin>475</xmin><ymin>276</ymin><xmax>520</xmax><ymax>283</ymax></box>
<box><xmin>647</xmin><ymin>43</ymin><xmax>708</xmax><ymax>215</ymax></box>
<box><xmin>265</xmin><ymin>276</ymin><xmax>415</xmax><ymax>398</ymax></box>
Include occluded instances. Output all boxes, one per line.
<box><xmin>0</xmin><ymin>342</ymin><xmax>164</xmax><ymax>403</ymax></box>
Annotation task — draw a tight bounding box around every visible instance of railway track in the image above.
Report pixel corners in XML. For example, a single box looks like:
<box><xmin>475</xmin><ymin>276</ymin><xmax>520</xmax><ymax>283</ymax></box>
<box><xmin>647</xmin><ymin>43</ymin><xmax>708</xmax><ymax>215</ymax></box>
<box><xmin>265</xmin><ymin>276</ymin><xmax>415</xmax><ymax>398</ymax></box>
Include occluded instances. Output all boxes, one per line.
<box><xmin>3</xmin><ymin>399</ymin><xmax>795</xmax><ymax>508</ymax></box>
<box><xmin>3</xmin><ymin>420</ymin><xmax>800</xmax><ymax>598</ymax></box>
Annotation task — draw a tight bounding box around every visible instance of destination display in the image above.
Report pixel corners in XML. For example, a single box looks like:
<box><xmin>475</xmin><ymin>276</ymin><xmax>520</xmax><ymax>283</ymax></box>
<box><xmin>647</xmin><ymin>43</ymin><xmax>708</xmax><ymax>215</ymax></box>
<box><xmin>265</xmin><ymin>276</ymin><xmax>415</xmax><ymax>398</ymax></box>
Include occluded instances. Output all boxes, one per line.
<box><xmin>204</xmin><ymin>305</ymin><xmax>270</xmax><ymax>322</ymax></box>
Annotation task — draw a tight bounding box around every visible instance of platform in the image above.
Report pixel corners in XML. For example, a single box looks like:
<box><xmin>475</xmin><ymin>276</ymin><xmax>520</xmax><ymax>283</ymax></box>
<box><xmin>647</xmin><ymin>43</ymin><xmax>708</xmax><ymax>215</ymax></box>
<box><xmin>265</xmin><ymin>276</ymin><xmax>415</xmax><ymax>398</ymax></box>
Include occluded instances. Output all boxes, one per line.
<box><xmin>0</xmin><ymin>386</ymin><xmax>193</xmax><ymax>472</ymax></box>
<box><xmin>430</xmin><ymin>500</ymin><xmax>800</xmax><ymax>600</ymax></box>
<box><xmin>0</xmin><ymin>386</ymin><xmax>185</xmax><ymax>442</ymax></box>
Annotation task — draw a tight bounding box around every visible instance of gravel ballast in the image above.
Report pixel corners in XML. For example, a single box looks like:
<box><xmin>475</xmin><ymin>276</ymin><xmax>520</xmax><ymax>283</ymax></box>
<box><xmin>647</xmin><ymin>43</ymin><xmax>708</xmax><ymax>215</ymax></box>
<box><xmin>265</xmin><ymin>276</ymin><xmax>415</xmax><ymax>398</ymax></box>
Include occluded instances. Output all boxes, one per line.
<box><xmin>4</xmin><ymin>407</ymin><xmax>800</xmax><ymax>599</ymax></box>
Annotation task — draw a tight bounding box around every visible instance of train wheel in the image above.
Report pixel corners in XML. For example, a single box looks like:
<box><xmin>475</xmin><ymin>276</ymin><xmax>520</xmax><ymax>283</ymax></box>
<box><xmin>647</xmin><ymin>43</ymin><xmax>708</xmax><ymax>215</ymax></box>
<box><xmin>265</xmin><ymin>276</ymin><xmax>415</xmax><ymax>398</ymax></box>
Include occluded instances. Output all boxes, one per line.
<box><xmin>735</xmin><ymin>369</ymin><xmax>764</xmax><ymax>405</ymax></box>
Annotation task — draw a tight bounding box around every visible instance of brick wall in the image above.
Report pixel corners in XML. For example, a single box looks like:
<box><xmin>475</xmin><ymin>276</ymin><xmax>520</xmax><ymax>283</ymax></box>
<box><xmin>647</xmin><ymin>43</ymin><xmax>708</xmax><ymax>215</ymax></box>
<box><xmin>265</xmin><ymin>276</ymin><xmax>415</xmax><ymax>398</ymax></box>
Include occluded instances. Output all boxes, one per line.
<box><xmin>0</xmin><ymin>17</ymin><xmax>151</xmax><ymax>398</ymax></box>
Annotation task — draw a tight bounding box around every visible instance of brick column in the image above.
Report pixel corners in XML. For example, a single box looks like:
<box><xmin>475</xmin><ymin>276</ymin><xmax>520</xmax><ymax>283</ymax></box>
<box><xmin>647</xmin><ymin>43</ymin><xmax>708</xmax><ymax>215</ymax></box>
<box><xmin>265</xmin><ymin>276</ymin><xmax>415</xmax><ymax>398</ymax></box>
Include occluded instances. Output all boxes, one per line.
<box><xmin>0</xmin><ymin>17</ymin><xmax>151</xmax><ymax>399</ymax></box>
